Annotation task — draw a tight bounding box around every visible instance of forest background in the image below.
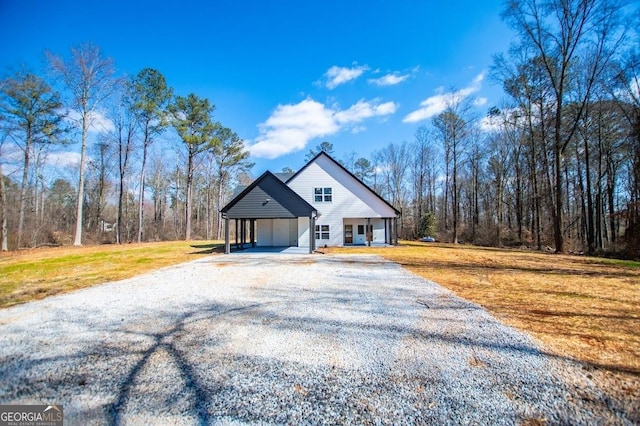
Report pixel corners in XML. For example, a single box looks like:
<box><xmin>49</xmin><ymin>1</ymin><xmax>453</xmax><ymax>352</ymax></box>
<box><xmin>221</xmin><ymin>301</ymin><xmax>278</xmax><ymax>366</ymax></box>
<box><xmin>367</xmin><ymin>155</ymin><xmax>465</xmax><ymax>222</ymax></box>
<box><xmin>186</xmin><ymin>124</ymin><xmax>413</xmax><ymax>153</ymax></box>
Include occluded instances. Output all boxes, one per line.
<box><xmin>1</xmin><ymin>0</ymin><xmax>639</xmax><ymax>259</ymax></box>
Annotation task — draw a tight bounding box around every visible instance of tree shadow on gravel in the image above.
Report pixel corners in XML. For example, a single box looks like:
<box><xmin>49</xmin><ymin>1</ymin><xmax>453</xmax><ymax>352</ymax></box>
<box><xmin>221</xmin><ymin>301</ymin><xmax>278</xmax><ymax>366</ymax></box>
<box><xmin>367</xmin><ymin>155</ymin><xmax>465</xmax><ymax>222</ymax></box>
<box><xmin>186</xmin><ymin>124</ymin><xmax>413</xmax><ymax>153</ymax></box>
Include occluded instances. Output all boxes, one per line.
<box><xmin>96</xmin><ymin>299</ymin><xmax>574</xmax><ymax>425</ymax></box>
<box><xmin>1</xmin><ymin>283</ymin><xmax>635</xmax><ymax>424</ymax></box>
<box><xmin>105</xmin><ymin>302</ymin><xmax>270</xmax><ymax>425</ymax></box>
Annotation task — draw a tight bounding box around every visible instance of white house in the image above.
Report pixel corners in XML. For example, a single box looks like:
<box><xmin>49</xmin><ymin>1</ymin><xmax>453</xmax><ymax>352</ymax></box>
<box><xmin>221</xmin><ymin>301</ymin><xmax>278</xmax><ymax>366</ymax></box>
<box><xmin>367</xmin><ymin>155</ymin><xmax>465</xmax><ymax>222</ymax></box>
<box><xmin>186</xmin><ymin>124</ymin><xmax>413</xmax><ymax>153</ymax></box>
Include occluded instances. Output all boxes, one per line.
<box><xmin>220</xmin><ymin>152</ymin><xmax>399</xmax><ymax>253</ymax></box>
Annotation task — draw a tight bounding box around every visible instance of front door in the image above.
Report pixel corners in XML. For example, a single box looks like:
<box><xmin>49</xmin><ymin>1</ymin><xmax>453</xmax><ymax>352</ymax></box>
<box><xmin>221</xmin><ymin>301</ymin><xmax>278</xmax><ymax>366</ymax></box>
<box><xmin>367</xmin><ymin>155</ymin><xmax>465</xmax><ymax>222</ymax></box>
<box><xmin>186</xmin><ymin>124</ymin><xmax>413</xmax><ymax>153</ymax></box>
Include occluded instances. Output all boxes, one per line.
<box><xmin>355</xmin><ymin>224</ymin><xmax>366</xmax><ymax>245</ymax></box>
<box><xmin>344</xmin><ymin>224</ymin><xmax>353</xmax><ymax>244</ymax></box>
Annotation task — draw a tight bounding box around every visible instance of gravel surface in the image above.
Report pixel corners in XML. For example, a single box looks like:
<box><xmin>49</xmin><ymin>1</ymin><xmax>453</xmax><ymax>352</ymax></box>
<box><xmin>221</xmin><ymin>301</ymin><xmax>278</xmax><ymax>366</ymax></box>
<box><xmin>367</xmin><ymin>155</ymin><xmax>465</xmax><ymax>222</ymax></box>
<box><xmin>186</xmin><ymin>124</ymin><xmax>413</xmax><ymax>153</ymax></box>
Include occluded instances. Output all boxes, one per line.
<box><xmin>0</xmin><ymin>253</ymin><xmax>634</xmax><ymax>425</ymax></box>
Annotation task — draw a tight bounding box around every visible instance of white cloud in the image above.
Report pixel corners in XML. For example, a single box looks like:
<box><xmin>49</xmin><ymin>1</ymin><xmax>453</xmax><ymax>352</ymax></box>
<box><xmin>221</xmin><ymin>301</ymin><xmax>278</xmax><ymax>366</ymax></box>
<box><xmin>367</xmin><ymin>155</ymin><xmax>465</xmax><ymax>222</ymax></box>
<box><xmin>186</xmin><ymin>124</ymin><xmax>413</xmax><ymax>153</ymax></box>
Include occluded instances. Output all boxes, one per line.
<box><xmin>478</xmin><ymin>115</ymin><xmax>501</xmax><ymax>133</ymax></box>
<box><xmin>334</xmin><ymin>99</ymin><xmax>398</xmax><ymax>124</ymax></box>
<box><xmin>249</xmin><ymin>97</ymin><xmax>398</xmax><ymax>159</ymax></box>
<box><xmin>324</xmin><ymin>65</ymin><xmax>368</xmax><ymax>89</ymax></box>
<box><xmin>47</xmin><ymin>151</ymin><xmax>82</xmax><ymax>168</ymax></box>
<box><xmin>65</xmin><ymin>110</ymin><xmax>114</xmax><ymax>134</ymax></box>
<box><xmin>249</xmin><ymin>99</ymin><xmax>338</xmax><ymax>159</ymax></box>
<box><xmin>368</xmin><ymin>73</ymin><xmax>410</xmax><ymax>87</ymax></box>
<box><xmin>474</xmin><ymin>97</ymin><xmax>488</xmax><ymax>107</ymax></box>
<box><xmin>403</xmin><ymin>72</ymin><xmax>486</xmax><ymax>123</ymax></box>
<box><xmin>478</xmin><ymin>107</ymin><xmax>530</xmax><ymax>133</ymax></box>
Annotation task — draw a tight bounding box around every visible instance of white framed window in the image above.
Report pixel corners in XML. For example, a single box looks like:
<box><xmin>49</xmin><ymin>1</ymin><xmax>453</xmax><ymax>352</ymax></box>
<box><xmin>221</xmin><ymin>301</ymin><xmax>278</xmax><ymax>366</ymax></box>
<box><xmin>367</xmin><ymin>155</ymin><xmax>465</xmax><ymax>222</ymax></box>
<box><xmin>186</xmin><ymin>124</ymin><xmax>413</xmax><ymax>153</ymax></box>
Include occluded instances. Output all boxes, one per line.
<box><xmin>315</xmin><ymin>224</ymin><xmax>330</xmax><ymax>240</ymax></box>
<box><xmin>314</xmin><ymin>187</ymin><xmax>332</xmax><ymax>202</ymax></box>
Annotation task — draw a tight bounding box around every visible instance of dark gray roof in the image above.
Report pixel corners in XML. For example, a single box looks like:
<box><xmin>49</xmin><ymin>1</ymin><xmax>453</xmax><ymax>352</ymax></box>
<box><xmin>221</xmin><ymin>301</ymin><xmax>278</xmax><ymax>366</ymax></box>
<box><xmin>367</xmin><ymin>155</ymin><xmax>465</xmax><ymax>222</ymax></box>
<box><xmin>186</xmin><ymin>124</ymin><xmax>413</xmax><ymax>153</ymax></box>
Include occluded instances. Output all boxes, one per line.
<box><xmin>273</xmin><ymin>172</ymin><xmax>295</xmax><ymax>182</ymax></box>
<box><xmin>231</xmin><ymin>172</ymin><xmax>293</xmax><ymax>198</ymax></box>
<box><xmin>221</xmin><ymin>171</ymin><xmax>316</xmax><ymax>219</ymax></box>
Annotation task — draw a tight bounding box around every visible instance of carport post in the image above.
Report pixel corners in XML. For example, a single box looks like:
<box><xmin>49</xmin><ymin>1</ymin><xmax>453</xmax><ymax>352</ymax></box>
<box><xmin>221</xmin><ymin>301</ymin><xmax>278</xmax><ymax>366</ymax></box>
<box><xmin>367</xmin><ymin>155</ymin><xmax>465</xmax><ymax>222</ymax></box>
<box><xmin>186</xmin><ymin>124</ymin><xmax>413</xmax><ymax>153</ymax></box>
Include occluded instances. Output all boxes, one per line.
<box><xmin>235</xmin><ymin>219</ymin><xmax>239</xmax><ymax>249</ymax></box>
<box><xmin>393</xmin><ymin>217</ymin><xmax>399</xmax><ymax>245</ymax></box>
<box><xmin>250</xmin><ymin>219</ymin><xmax>255</xmax><ymax>247</ymax></box>
<box><xmin>309</xmin><ymin>214</ymin><xmax>315</xmax><ymax>254</ymax></box>
<box><xmin>224</xmin><ymin>216</ymin><xmax>230</xmax><ymax>254</ymax></box>
<box><xmin>367</xmin><ymin>217</ymin><xmax>371</xmax><ymax>246</ymax></box>
<box><xmin>384</xmin><ymin>218</ymin><xmax>389</xmax><ymax>244</ymax></box>
<box><xmin>241</xmin><ymin>219</ymin><xmax>246</xmax><ymax>249</ymax></box>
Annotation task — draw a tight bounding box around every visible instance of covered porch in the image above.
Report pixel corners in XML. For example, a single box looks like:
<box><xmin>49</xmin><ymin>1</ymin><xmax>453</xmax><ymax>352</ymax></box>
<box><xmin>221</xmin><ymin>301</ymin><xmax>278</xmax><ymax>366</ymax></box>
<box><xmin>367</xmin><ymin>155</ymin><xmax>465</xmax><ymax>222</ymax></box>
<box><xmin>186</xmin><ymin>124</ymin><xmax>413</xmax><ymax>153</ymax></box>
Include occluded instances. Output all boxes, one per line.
<box><xmin>342</xmin><ymin>217</ymin><xmax>399</xmax><ymax>246</ymax></box>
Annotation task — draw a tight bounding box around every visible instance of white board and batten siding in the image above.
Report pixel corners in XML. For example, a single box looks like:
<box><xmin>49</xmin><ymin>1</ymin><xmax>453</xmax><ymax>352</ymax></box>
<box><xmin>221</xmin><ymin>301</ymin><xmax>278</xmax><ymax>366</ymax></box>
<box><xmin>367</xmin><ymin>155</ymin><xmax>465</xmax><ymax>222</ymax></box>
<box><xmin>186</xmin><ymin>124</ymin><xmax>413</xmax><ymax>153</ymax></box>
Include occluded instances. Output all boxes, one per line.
<box><xmin>288</xmin><ymin>154</ymin><xmax>397</xmax><ymax>247</ymax></box>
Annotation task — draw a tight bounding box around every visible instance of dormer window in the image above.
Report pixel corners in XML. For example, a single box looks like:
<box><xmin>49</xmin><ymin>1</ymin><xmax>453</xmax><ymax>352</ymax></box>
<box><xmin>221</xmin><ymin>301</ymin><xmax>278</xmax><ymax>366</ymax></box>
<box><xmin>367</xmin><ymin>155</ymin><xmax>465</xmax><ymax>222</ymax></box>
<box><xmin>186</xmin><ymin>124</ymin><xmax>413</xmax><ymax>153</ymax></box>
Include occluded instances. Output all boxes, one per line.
<box><xmin>314</xmin><ymin>187</ymin><xmax>332</xmax><ymax>202</ymax></box>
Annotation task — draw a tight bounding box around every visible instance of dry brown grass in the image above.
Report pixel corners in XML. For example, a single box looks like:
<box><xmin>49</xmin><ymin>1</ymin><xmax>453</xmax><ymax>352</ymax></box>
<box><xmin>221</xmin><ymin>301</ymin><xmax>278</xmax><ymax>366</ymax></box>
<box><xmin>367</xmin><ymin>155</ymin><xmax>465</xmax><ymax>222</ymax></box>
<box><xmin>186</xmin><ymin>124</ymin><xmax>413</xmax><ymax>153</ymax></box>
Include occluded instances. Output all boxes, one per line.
<box><xmin>324</xmin><ymin>241</ymin><xmax>640</xmax><ymax>399</ymax></box>
<box><xmin>0</xmin><ymin>241</ymin><xmax>223</xmax><ymax>308</ymax></box>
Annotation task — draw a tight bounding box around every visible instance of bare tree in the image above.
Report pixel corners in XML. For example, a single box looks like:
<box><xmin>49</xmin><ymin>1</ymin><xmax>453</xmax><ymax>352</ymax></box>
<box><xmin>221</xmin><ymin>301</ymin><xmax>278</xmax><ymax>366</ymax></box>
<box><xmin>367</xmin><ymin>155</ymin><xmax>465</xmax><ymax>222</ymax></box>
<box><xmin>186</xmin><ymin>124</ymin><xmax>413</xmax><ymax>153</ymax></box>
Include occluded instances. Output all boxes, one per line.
<box><xmin>107</xmin><ymin>85</ymin><xmax>137</xmax><ymax>244</ymax></box>
<box><xmin>374</xmin><ymin>142</ymin><xmax>410</xmax><ymax>236</ymax></box>
<box><xmin>47</xmin><ymin>43</ymin><xmax>116</xmax><ymax>246</ymax></box>
<box><xmin>0</xmin><ymin>129</ymin><xmax>8</xmax><ymax>251</ymax></box>
<box><xmin>609</xmin><ymin>50</ymin><xmax>640</xmax><ymax>257</ymax></box>
<box><xmin>502</xmin><ymin>0</ymin><xmax>630</xmax><ymax>252</ymax></box>
<box><xmin>433</xmin><ymin>104</ymin><xmax>469</xmax><ymax>244</ymax></box>
<box><xmin>411</xmin><ymin>126</ymin><xmax>437</xmax><ymax>238</ymax></box>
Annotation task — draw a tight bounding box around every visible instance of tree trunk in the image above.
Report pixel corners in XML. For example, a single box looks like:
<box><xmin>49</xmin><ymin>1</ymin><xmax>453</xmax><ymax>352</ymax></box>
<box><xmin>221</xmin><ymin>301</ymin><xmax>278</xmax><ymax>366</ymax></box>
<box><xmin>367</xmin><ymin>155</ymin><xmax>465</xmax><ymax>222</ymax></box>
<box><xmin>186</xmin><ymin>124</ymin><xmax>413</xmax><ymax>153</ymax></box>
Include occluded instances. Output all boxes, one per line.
<box><xmin>497</xmin><ymin>174</ymin><xmax>503</xmax><ymax>246</ymax></box>
<box><xmin>553</xmin><ymin>119</ymin><xmax>565</xmax><ymax>253</ymax></box>
<box><xmin>205</xmin><ymin>184</ymin><xmax>211</xmax><ymax>240</ymax></box>
<box><xmin>0</xmin><ymin>160</ymin><xmax>8</xmax><ymax>251</ymax></box>
<box><xmin>452</xmin><ymin>148</ymin><xmax>458</xmax><ymax>244</ymax></box>
<box><xmin>137</xmin><ymin>149</ymin><xmax>147</xmax><ymax>243</ymax></box>
<box><xmin>185</xmin><ymin>147</ymin><xmax>194</xmax><ymax>240</ymax></box>
<box><xmin>216</xmin><ymin>175</ymin><xmax>226</xmax><ymax>240</ymax></box>
<box><xmin>96</xmin><ymin>144</ymin><xmax>106</xmax><ymax>235</ymax></box>
<box><xmin>582</xmin><ymin>129</ymin><xmax>595</xmax><ymax>254</ymax></box>
<box><xmin>473</xmin><ymin>156</ymin><xmax>479</xmax><ymax>242</ymax></box>
<box><xmin>117</xmin><ymin>175</ymin><xmax>125</xmax><ymax>243</ymax></box>
<box><xmin>117</xmin><ymin>139</ymin><xmax>126</xmax><ymax>244</ymax></box>
<box><xmin>443</xmin><ymin>152</ymin><xmax>450</xmax><ymax>231</ymax></box>
<box><xmin>514</xmin><ymin>147</ymin><xmax>523</xmax><ymax>242</ymax></box>
<box><xmin>73</xmin><ymin>112</ymin><xmax>89</xmax><ymax>246</ymax></box>
<box><xmin>17</xmin><ymin>129</ymin><xmax>32</xmax><ymax>248</ymax></box>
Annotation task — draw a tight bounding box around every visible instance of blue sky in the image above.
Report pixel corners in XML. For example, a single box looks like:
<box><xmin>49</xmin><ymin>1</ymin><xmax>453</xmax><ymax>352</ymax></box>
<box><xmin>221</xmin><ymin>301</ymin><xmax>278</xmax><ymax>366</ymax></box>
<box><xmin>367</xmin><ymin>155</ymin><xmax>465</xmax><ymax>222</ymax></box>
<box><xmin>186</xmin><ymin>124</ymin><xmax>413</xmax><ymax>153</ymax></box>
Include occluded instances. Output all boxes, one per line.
<box><xmin>0</xmin><ymin>0</ymin><xmax>514</xmax><ymax>174</ymax></box>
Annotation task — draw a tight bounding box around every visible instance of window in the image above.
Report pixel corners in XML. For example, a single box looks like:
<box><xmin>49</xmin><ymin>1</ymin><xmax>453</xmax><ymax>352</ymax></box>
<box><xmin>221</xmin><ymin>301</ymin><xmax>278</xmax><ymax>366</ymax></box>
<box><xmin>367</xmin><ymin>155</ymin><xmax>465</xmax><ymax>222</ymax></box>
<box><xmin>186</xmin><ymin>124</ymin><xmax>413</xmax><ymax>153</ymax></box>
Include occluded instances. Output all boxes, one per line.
<box><xmin>315</xmin><ymin>225</ymin><xmax>330</xmax><ymax>240</ymax></box>
<box><xmin>314</xmin><ymin>187</ymin><xmax>332</xmax><ymax>202</ymax></box>
<box><xmin>357</xmin><ymin>225</ymin><xmax>364</xmax><ymax>235</ymax></box>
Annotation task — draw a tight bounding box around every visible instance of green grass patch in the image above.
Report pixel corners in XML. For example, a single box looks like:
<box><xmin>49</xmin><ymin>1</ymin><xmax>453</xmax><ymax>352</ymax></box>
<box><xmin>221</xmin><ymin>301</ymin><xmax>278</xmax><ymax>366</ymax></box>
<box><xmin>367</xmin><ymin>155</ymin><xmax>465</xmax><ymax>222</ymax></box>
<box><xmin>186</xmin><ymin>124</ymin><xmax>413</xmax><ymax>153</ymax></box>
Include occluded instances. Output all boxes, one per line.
<box><xmin>0</xmin><ymin>240</ymin><xmax>224</xmax><ymax>308</ymax></box>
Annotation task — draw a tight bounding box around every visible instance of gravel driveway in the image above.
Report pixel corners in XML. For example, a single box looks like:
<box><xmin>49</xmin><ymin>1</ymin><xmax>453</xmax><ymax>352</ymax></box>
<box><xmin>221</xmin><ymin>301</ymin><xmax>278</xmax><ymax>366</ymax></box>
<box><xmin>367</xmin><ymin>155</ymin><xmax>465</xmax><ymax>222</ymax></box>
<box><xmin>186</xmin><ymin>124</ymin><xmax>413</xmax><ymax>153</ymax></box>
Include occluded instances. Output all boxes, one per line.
<box><xmin>0</xmin><ymin>253</ymin><xmax>632</xmax><ymax>424</ymax></box>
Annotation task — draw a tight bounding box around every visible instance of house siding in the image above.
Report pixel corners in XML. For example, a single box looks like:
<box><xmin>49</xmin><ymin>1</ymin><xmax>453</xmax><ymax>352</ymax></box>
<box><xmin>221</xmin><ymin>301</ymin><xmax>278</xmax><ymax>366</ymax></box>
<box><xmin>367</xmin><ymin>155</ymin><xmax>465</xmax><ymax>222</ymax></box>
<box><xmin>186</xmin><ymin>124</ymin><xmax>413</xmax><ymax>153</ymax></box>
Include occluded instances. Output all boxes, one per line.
<box><xmin>297</xmin><ymin>217</ymin><xmax>311</xmax><ymax>248</ymax></box>
<box><xmin>288</xmin><ymin>154</ymin><xmax>397</xmax><ymax>246</ymax></box>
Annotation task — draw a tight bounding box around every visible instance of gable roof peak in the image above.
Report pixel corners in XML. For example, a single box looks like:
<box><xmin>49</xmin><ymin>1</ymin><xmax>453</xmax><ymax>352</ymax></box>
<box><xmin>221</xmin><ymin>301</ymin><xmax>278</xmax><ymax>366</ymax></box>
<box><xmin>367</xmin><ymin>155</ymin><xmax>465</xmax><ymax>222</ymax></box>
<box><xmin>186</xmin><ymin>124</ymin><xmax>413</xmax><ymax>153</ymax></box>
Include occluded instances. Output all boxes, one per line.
<box><xmin>287</xmin><ymin>149</ymin><xmax>400</xmax><ymax>215</ymax></box>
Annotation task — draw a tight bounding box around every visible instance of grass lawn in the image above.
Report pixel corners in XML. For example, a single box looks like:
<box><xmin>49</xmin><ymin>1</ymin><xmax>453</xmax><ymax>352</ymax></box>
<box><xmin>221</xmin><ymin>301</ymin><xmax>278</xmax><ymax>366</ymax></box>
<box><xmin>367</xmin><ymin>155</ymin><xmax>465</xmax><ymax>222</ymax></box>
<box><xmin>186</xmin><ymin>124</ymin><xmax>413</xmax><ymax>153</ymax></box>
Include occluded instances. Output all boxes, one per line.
<box><xmin>324</xmin><ymin>241</ymin><xmax>640</xmax><ymax>403</ymax></box>
<box><xmin>0</xmin><ymin>241</ymin><xmax>223</xmax><ymax>308</ymax></box>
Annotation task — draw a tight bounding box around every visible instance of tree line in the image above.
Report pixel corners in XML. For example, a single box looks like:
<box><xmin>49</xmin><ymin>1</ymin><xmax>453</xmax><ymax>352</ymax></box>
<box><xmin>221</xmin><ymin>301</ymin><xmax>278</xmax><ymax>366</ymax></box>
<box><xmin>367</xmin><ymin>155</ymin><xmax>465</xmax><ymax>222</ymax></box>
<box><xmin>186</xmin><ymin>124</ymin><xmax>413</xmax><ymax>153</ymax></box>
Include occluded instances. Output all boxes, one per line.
<box><xmin>1</xmin><ymin>0</ymin><xmax>638</xmax><ymax>259</ymax></box>
<box><xmin>355</xmin><ymin>0</ymin><xmax>638</xmax><ymax>259</ymax></box>
<box><xmin>0</xmin><ymin>43</ymin><xmax>253</xmax><ymax>250</ymax></box>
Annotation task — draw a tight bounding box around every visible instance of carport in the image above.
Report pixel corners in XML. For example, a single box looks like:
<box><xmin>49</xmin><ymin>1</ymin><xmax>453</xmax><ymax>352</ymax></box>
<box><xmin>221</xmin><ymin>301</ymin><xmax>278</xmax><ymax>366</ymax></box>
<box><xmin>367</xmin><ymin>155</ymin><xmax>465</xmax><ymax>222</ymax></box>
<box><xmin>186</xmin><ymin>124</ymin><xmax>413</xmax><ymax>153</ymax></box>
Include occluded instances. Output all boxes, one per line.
<box><xmin>220</xmin><ymin>171</ymin><xmax>318</xmax><ymax>254</ymax></box>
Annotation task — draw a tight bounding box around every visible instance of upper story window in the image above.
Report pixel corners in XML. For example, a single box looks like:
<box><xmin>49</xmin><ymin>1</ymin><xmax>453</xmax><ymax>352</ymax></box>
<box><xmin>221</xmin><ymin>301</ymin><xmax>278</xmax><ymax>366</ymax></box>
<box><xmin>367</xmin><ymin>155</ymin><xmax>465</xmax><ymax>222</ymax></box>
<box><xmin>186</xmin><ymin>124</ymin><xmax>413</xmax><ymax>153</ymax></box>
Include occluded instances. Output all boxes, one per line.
<box><xmin>314</xmin><ymin>187</ymin><xmax>332</xmax><ymax>202</ymax></box>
